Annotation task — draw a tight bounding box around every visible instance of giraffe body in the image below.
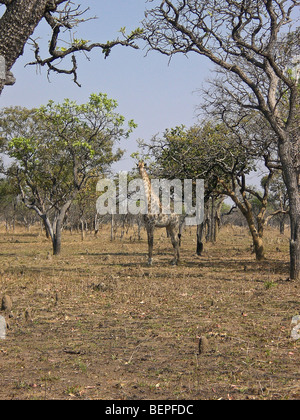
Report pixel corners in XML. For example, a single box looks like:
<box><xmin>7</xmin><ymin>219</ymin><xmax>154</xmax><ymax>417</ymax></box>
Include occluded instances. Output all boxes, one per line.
<box><xmin>138</xmin><ymin>162</ymin><xmax>181</xmax><ymax>266</ymax></box>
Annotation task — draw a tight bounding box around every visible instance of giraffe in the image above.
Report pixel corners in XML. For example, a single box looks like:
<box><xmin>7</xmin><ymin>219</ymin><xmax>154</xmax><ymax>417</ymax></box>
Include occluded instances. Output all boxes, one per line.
<box><xmin>138</xmin><ymin>161</ymin><xmax>181</xmax><ymax>266</ymax></box>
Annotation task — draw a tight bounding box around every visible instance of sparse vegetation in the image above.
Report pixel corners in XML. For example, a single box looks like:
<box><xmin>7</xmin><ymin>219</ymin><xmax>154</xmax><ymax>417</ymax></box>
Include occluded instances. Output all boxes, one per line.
<box><xmin>0</xmin><ymin>224</ymin><xmax>299</xmax><ymax>400</ymax></box>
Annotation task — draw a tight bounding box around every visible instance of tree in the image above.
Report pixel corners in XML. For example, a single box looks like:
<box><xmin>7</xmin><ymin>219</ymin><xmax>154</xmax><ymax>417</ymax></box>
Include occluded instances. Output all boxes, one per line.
<box><xmin>0</xmin><ymin>176</ymin><xmax>18</xmax><ymax>230</ymax></box>
<box><xmin>143</xmin><ymin>0</ymin><xmax>300</xmax><ymax>279</ymax></box>
<box><xmin>0</xmin><ymin>0</ymin><xmax>142</xmax><ymax>93</ymax></box>
<box><xmin>266</xmin><ymin>173</ymin><xmax>290</xmax><ymax>233</ymax></box>
<box><xmin>72</xmin><ymin>174</ymin><xmax>100</xmax><ymax>241</ymax></box>
<box><xmin>143</xmin><ymin>122</ymin><xmax>277</xmax><ymax>261</ymax></box>
<box><xmin>0</xmin><ymin>175</ymin><xmax>40</xmax><ymax>231</ymax></box>
<box><xmin>1</xmin><ymin>93</ymin><xmax>137</xmax><ymax>255</ymax></box>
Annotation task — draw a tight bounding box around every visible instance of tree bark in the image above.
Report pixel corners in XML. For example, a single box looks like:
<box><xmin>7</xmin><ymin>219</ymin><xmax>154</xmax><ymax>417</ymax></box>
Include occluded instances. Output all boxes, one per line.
<box><xmin>51</xmin><ymin>200</ymin><xmax>72</xmax><ymax>256</ymax></box>
<box><xmin>52</xmin><ymin>232</ymin><xmax>61</xmax><ymax>255</ymax></box>
<box><xmin>41</xmin><ymin>216</ymin><xmax>51</xmax><ymax>239</ymax></box>
<box><xmin>52</xmin><ymin>227</ymin><xmax>62</xmax><ymax>255</ymax></box>
<box><xmin>196</xmin><ymin>223</ymin><xmax>204</xmax><ymax>256</ymax></box>
<box><xmin>278</xmin><ymin>137</ymin><xmax>300</xmax><ymax>280</ymax></box>
<box><xmin>214</xmin><ymin>198</ymin><xmax>223</xmax><ymax>242</ymax></box>
<box><xmin>246</xmin><ymin>218</ymin><xmax>266</xmax><ymax>261</ymax></box>
<box><xmin>210</xmin><ymin>195</ymin><xmax>215</xmax><ymax>243</ymax></box>
<box><xmin>0</xmin><ymin>0</ymin><xmax>52</xmax><ymax>93</ymax></box>
<box><xmin>248</xmin><ymin>222</ymin><xmax>265</xmax><ymax>262</ymax></box>
<box><xmin>80</xmin><ymin>219</ymin><xmax>85</xmax><ymax>241</ymax></box>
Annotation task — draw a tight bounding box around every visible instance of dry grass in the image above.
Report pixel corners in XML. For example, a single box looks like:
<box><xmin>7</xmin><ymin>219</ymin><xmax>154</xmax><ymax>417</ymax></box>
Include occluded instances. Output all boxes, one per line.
<box><xmin>0</xmin><ymin>224</ymin><xmax>299</xmax><ymax>400</ymax></box>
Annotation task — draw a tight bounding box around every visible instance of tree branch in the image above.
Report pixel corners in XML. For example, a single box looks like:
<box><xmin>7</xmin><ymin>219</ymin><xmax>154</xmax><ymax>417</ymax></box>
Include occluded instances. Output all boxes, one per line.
<box><xmin>23</xmin><ymin>2</ymin><xmax>143</xmax><ymax>86</ymax></box>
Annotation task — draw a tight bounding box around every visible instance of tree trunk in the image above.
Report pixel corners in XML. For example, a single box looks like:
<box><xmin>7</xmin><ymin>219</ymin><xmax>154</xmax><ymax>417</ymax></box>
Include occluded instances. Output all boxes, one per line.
<box><xmin>42</xmin><ymin>217</ymin><xmax>51</xmax><ymax>239</ymax></box>
<box><xmin>41</xmin><ymin>214</ymin><xmax>60</xmax><ymax>256</ymax></box>
<box><xmin>81</xmin><ymin>219</ymin><xmax>85</xmax><ymax>241</ymax></box>
<box><xmin>278</xmin><ymin>137</ymin><xmax>300</xmax><ymax>280</ymax></box>
<box><xmin>0</xmin><ymin>0</ymin><xmax>51</xmax><ymax>94</ymax></box>
<box><xmin>244</xmin><ymin>211</ymin><xmax>265</xmax><ymax>261</ymax></box>
<box><xmin>52</xmin><ymin>216</ymin><xmax>63</xmax><ymax>256</ymax></box>
<box><xmin>52</xmin><ymin>232</ymin><xmax>61</xmax><ymax>256</ymax></box>
<box><xmin>210</xmin><ymin>196</ymin><xmax>215</xmax><ymax>242</ymax></box>
<box><xmin>214</xmin><ymin>198</ymin><xmax>223</xmax><ymax>242</ymax></box>
<box><xmin>51</xmin><ymin>200</ymin><xmax>72</xmax><ymax>256</ymax></box>
<box><xmin>289</xmin><ymin>206</ymin><xmax>300</xmax><ymax>280</ymax></box>
<box><xmin>279</xmin><ymin>217</ymin><xmax>285</xmax><ymax>235</ymax></box>
<box><xmin>196</xmin><ymin>223</ymin><xmax>204</xmax><ymax>256</ymax></box>
<box><xmin>252</xmin><ymin>232</ymin><xmax>265</xmax><ymax>262</ymax></box>
<box><xmin>225</xmin><ymin>187</ymin><xmax>266</xmax><ymax>261</ymax></box>
<box><xmin>290</xmin><ymin>225</ymin><xmax>300</xmax><ymax>281</ymax></box>
<box><xmin>111</xmin><ymin>214</ymin><xmax>115</xmax><ymax>241</ymax></box>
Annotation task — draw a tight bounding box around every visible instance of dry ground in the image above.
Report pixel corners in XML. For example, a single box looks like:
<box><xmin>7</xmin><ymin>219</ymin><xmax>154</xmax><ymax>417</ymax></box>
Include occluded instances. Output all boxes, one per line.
<box><xmin>0</xmin><ymin>224</ymin><xmax>299</xmax><ymax>400</ymax></box>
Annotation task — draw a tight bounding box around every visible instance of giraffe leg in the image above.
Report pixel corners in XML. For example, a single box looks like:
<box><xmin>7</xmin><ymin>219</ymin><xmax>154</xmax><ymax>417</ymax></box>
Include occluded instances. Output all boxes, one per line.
<box><xmin>147</xmin><ymin>225</ymin><xmax>154</xmax><ymax>266</ymax></box>
<box><xmin>178</xmin><ymin>219</ymin><xmax>184</xmax><ymax>247</ymax></box>
<box><xmin>167</xmin><ymin>226</ymin><xmax>180</xmax><ymax>265</ymax></box>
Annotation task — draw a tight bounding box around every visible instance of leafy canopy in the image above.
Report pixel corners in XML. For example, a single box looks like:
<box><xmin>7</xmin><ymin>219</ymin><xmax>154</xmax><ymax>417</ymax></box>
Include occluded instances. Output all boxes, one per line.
<box><xmin>2</xmin><ymin>93</ymin><xmax>137</xmax><ymax>209</ymax></box>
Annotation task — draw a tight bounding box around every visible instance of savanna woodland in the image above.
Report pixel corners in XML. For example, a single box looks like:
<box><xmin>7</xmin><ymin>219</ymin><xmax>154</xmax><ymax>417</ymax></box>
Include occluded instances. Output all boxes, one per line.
<box><xmin>0</xmin><ymin>0</ymin><xmax>299</xmax><ymax>401</ymax></box>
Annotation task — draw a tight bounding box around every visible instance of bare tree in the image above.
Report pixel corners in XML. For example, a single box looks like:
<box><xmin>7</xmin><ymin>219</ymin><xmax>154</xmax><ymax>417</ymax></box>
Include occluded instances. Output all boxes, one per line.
<box><xmin>143</xmin><ymin>0</ymin><xmax>300</xmax><ymax>279</ymax></box>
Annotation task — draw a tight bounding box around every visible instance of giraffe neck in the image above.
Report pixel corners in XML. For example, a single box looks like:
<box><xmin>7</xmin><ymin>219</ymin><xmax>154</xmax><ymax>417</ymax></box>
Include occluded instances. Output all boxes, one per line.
<box><xmin>139</xmin><ymin>166</ymin><xmax>162</xmax><ymax>214</ymax></box>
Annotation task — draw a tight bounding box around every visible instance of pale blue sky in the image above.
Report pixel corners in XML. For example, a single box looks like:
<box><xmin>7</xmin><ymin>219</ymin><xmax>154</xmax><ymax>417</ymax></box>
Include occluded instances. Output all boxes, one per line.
<box><xmin>0</xmin><ymin>0</ymin><xmax>214</xmax><ymax>171</ymax></box>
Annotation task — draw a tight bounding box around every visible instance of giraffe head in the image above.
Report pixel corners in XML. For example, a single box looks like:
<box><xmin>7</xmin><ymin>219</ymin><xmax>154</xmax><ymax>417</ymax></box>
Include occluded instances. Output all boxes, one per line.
<box><xmin>137</xmin><ymin>161</ymin><xmax>145</xmax><ymax>171</ymax></box>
